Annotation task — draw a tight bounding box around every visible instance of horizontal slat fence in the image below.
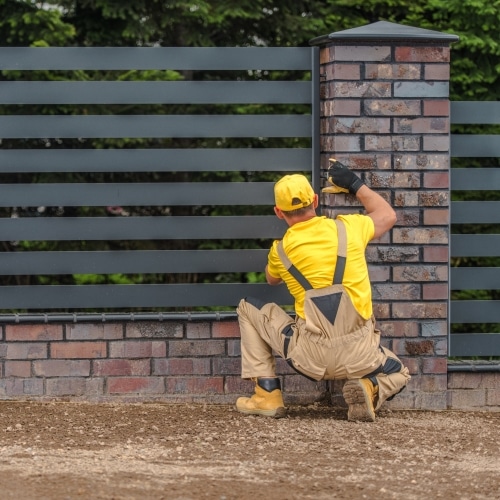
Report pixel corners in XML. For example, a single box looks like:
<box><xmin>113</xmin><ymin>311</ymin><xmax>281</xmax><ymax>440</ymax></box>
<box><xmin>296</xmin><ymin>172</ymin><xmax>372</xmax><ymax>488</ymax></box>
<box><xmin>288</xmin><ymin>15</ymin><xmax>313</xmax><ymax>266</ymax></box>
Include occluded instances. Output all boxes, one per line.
<box><xmin>0</xmin><ymin>47</ymin><xmax>320</xmax><ymax>316</ymax></box>
<box><xmin>449</xmin><ymin>101</ymin><xmax>500</xmax><ymax>356</ymax></box>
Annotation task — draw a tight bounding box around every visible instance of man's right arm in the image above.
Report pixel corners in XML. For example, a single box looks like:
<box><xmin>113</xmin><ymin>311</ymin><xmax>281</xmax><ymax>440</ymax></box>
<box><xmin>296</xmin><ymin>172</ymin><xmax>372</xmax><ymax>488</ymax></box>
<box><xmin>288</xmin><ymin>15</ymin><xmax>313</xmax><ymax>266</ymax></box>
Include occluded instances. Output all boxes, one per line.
<box><xmin>356</xmin><ymin>185</ymin><xmax>397</xmax><ymax>239</ymax></box>
<box><xmin>265</xmin><ymin>265</ymin><xmax>283</xmax><ymax>286</ymax></box>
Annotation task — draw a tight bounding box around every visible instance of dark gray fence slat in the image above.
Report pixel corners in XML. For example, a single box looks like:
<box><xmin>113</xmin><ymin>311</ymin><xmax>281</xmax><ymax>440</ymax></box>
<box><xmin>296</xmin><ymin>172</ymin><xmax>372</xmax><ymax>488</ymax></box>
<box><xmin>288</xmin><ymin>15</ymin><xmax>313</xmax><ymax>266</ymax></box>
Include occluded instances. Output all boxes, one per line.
<box><xmin>0</xmin><ymin>148</ymin><xmax>312</xmax><ymax>173</ymax></box>
<box><xmin>0</xmin><ymin>115</ymin><xmax>311</xmax><ymax>139</ymax></box>
<box><xmin>0</xmin><ymin>47</ymin><xmax>314</xmax><ymax>71</ymax></box>
<box><xmin>451</xmin><ymin>235</ymin><xmax>500</xmax><ymax>257</ymax></box>
<box><xmin>0</xmin><ymin>283</ymin><xmax>293</xmax><ymax>308</ymax></box>
<box><xmin>450</xmin><ymin>268</ymin><xmax>500</xmax><ymax>290</ymax></box>
<box><xmin>0</xmin><ymin>81</ymin><xmax>312</xmax><ymax>105</ymax></box>
<box><xmin>450</xmin><ymin>101</ymin><xmax>500</xmax><ymax>125</ymax></box>
<box><xmin>0</xmin><ymin>216</ymin><xmax>287</xmax><ymax>241</ymax></box>
<box><xmin>450</xmin><ymin>300</ymin><xmax>500</xmax><ymax>323</ymax></box>
<box><xmin>451</xmin><ymin>201</ymin><xmax>500</xmax><ymax>223</ymax></box>
<box><xmin>0</xmin><ymin>250</ymin><xmax>269</xmax><ymax>274</ymax></box>
<box><xmin>449</xmin><ymin>334</ymin><xmax>500</xmax><ymax>357</ymax></box>
<box><xmin>0</xmin><ymin>182</ymin><xmax>278</xmax><ymax>207</ymax></box>
<box><xmin>450</xmin><ymin>135</ymin><xmax>500</xmax><ymax>157</ymax></box>
<box><xmin>451</xmin><ymin>168</ymin><xmax>500</xmax><ymax>190</ymax></box>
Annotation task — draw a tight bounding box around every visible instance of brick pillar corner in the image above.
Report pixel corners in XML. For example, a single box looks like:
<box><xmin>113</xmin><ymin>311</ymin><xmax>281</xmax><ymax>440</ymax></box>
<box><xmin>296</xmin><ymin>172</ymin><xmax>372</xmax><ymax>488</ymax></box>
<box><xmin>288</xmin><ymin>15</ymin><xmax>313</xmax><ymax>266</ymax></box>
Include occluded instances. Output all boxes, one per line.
<box><xmin>310</xmin><ymin>21</ymin><xmax>459</xmax><ymax>410</ymax></box>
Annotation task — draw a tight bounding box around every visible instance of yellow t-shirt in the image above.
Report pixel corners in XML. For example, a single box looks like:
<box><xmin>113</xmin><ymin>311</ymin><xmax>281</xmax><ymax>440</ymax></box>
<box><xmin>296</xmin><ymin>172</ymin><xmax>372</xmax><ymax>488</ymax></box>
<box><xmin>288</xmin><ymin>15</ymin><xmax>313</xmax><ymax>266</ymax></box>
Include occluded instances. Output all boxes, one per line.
<box><xmin>267</xmin><ymin>214</ymin><xmax>375</xmax><ymax>319</ymax></box>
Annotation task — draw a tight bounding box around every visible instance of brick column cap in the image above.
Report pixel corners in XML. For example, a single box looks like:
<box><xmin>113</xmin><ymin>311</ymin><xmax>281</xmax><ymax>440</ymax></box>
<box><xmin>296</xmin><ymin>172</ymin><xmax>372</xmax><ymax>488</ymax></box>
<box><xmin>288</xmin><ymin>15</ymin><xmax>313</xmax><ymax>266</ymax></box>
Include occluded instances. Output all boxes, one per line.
<box><xmin>309</xmin><ymin>20</ymin><xmax>459</xmax><ymax>46</ymax></box>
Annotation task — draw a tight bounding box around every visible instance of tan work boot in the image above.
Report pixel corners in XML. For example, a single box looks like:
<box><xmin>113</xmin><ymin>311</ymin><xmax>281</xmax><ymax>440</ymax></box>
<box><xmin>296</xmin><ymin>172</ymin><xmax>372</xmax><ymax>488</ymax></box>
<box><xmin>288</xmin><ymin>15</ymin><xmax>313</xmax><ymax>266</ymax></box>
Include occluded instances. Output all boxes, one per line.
<box><xmin>342</xmin><ymin>378</ymin><xmax>378</xmax><ymax>422</ymax></box>
<box><xmin>236</xmin><ymin>377</ymin><xmax>286</xmax><ymax>418</ymax></box>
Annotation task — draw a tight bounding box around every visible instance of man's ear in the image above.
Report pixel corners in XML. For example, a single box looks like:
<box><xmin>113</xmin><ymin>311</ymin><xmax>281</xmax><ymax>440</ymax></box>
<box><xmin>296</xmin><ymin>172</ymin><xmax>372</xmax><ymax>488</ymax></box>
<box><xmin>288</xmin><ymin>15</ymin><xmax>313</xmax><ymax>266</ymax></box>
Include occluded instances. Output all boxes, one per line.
<box><xmin>313</xmin><ymin>193</ymin><xmax>319</xmax><ymax>209</ymax></box>
<box><xmin>274</xmin><ymin>206</ymin><xmax>285</xmax><ymax>219</ymax></box>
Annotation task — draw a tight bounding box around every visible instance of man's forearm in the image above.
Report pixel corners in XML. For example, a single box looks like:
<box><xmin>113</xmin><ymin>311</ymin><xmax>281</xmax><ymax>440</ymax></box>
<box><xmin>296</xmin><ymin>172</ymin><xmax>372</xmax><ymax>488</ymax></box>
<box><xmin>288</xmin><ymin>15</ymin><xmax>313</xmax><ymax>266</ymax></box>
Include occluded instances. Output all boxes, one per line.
<box><xmin>356</xmin><ymin>185</ymin><xmax>397</xmax><ymax>239</ymax></box>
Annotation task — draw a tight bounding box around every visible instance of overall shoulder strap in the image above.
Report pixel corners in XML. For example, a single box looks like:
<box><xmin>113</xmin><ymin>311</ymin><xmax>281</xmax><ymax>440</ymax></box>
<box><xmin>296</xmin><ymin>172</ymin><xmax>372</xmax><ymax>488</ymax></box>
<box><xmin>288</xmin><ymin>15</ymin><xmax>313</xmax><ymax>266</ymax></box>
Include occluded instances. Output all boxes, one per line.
<box><xmin>333</xmin><ymin>219</ymin><xmax>347</xmax><ymax>285</ymax></box>
<box><xmin>276</xmin><ymin>241</ymin><xmax>313</xmax><ymax>291</ymax></box>
<box><xmin>276</xmin><ymin>218</ymin><xmax>348</xmax><ymax>290</ymax></box>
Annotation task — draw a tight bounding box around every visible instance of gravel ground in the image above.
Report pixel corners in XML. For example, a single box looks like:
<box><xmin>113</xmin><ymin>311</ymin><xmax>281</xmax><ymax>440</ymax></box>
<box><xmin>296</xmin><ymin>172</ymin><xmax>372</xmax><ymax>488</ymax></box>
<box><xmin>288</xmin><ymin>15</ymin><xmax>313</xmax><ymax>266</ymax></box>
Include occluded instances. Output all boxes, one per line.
<box><xmin>0</xmin><ymin>401</ymin><xmax>499</xmax><ymax>499</ymax></box>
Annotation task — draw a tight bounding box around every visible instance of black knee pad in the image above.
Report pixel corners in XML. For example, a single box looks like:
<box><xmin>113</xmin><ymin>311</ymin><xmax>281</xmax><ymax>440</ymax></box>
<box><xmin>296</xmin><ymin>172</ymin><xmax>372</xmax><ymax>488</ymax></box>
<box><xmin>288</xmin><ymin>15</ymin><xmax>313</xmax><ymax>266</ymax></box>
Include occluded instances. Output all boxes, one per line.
<box><xmin>244</xmin><ymin>296</ymin><xmax>266</xmax><ymax>310</ymax></box>
<box><xmin>382</xmin><ymin>357</ymin><xmax>402</xmax><ymax>375</ymax></box>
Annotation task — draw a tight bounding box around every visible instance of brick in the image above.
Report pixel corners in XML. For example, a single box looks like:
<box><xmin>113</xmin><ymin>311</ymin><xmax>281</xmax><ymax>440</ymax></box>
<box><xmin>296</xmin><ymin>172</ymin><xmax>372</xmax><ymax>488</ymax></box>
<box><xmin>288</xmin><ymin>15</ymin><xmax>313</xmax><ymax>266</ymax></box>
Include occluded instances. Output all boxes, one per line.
<box><xmin>66</xmin><ymin>323</ymin><xmax>123</xmax><ymax>340</ymax></box>
<box><xmin>421</xmin><ymin>321</ymin><xmax>448</xmax><ymax>337</ymax></box>
<box><xmin>394</xmin><ymin>117</ymin><xmax>448</xmax><ymax>133</ymax></box>
<box><xmin>126</xmin><ymin>321</ymin><xmax>183</xmax><ymax>339</ymax></box>
<box><xmin>423</xmin><ymin>209</ymin><xmax>449</xmax><ymax>225</ymax></box>
<box><xmin>4</xmin><ymin>343</ymin><xmax>47</xmax><ymax>360</ymax></box>
<box><xmin>423</xmin><ymin>172</ymin><xmax>449</xmax><ymax>189</ymax></box>
<box><xmin>283</xmin><ymin>374</ymin><xmax>322</xmax><ymax>392</ymax></box>
<box><xmin>224</xmin><ymin>376</ymin><xmax>254</xmax><ymax>394</ymax></box>
<box><xmin>46</xmin><ymin>377</ymin><xmax>87</xmax><ymax>396</ymax></box>
<box><xmin>5</xmin><ymin>324</ymin><xmax>63</xmax><ymax>342</ymax></box>
<box><xmin>153</xmin><ymin>358</ymin><xmax>211</xmax><ymax>376</ymax></box>
<box><xmin>447</xmin><ymin>389</ymin><xmax>486</xmax><ymax>408</ymax></box>
<box><xmin>4</xmin><ymin>360</ymin><xmax>31</xmax><ymax>377</ymax></box>
<box><xmin>323</xmin><ymin>135</ymin><xmax>361</xmax><ymax>152</ymax></box>
<box><xmin>325</xmin><ymin>63</ymin><xmax>361</xmax><ymax>80</ymax></box>
<box><xmin>322</xmin><ymin>99</ymin><xmax>361</xmax><ymax>116</ymax></box>
<box><xmin>330</xmin><ymin>117</ymin><xmax>390</xmax><ymax>134</ymax></box>
<box><xmin>392</xmin><ymin>302</ymin><xmax>447</xmax><ymax>319</ymax></box>
<box><xmin>93</xmin><ymin>359</ymin><xmax>150</xmax><ymax>376</ymax></box>
<box><xmin>424</xmin><ymin>64</ymin><xmax>450</xmax><ymax>80</ymax></box>
<box><xmin>418</xmin><ymin>391</ymin><xmax>447</xmax><ymax>410</ymax></box>
<box><xmin>448</xmin><ymin>372</ymin><xmax>483</xmax><ymax>389</ymax></box>
<box><xmin>394</xmin><ymin>81</ymin><xmax>449</xmax><ymax>98</ymax></box>
<box><xmin>227</xmin><ymin>339</ymin><xmax>241</xmax><ymax>357</ymax></box>
<box><xmin>107</xmin><ymin>377</ymin><xmax>165</xmax><ymax>394</ymax></box>
<box><xmin>0</xmin><ymin>378</ymin><xmax>44</xmax><ymax>397</ymax></box>
<box><xmin>398</xmin><ymin>356</ymin><xmax>420</xmax><ymax>374</ymax></box>
<box><xmin>395</xmin><ymin>47</ymin><xmax>450</xmax><ymax>63</ymax></box>
<box><xmin>51</xmin><ymin>342</ymin><xmax>106</xmax><ymax>359</ymax></box>
<box><xmin>486</xmin><ymin>388</ymin><xmax>500</xmax><ymax>406</ymax></box>
<box><xmin>423</xmin><ymin>246</ymin><xmax>449</xmax><ymax>262</ymax></box>
<box><xmin>419</xmin><ymin>191</ymin><xmax>448</xmax><ymax>207</ymax></box>
<box><xmin>423</xmin><ymin>100</ymin><xmax>449</xmax><ymax>116</ymax></box>
<box><xmin>212</xmin><ymin>321</ymin><xmax>240</xmax><ymax>338</ymax></box>
<box><xmin>423</xmin><ymin>135</ymin><xmax>449</xmax><ymax>151</ymax></box>
<box><xmin>367</xmin><ymin>265</ymin><xmax>390</xmax><ymax>282</ymax></box>
<box><xmin>109</xmin><ymin>340</ymin><xmax>165</xmax><ymax>358</ymax></box>
<box><xmin>372</xmin><ymin>303</ymin><xmax>390</xmax><ymax>318</ymax></box>
<box><xmin>395</xmin><ymin>209</ymin><xmax>420</xmax><ymax>226</ymax></box>
<box><xmin>165</xmin><ymin>377</ymin><xmax>223</xmax><ymax>394</ymax></box>
<box><xmin>330</xmin><ymin>81</ymin><xmax>391</xmax><ymax>98</ymax></box>
<box><xmin>393</xmin><ymin>228</ymin><xmax>448</xmax><ymax>244</ymax></box>
<box><xmin>365</xmin><ymin>245</ymin><xmax>420</xmax><ymax>263</ymax></box>
<box><xmin>365</xmin><ymin>135</ymin><xmax>420</xmax><ymax>152</ymax></box>
<box><xmin>368</xmin><ymin>171</ymin><xmax>420</xmax><ymax>189</ymax></box>
<box><xmin>376</xmin><ymin>320</ymin><xmax>419</xmax><ymax>338</ymax></box>
<box><xmin>365</xmin><ymin>63</ymin><xmax>420</xmax><ymax>80</ymax></box>
<box><xmin>394</xmin><ymin>153</ymin><xmax>449</xmax><ymax>170</ymax></box>
<box><xmin>393</xmin><ymin>265</ymin><xmax>448</xmax><ymax>282</ymax></box>
<box><xmin>413</xmin><ymin>374</ymin><xmax>448</xmax><ymax>391</ymax></box>
<box><xmin>423</xmin><ymin>284</ymin><xmax>449</xmax><ymax>300</ymax></box>
<box><xmin>322</xmin><ymin>153</ymin><xmax>391</xmax><ymax>170</ymax></box>
<box><xmin>212</xmin><ymin>357</ymin><xmax>241</xmax><ymax>375</ymax></box>
<box><xmin>372</xmin><ymin>283</ymin><xmax>420</xmax><ymax>301</ymax></box>
<box><xmin>364</xmin><ymin>99</ymin><xmax>421</xmax><ymax>116</ymax></box>
<box><xmin>168</xmin><ymin>340</ymin><xmax>225</xmax><ymax>357</ymax></box>
<box><xmin>34</xmin><ymin>359</ymin><xmax>90</xmax><ymax>377</ymax></box>
<box><xmin>393</xmin><ymin>192</ymin><xmax>418</xmax><ymax>207</ymax></box>
<box><xmin>333</xmin><ymin>45</ymin><xmax>391</xmax><ymax>62</ymax></box>
<box><xmin>422</xmin><ymin>357</ymin><xmax>447</xmax><ymax>374</ymax></box>
<box><xmin>186</xmin><ymin>322</ymin><xmax>211</xmax><ymax>339</ymax></box>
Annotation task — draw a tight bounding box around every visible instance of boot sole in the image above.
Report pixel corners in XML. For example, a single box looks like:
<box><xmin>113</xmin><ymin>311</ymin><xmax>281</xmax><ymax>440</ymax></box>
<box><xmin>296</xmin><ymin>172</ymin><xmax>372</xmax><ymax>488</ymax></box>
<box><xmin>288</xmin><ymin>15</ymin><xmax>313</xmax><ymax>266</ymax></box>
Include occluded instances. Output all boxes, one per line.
<box><xmin>342</xmin><ymin>379</ymin><xmax>376</xmax><ymax>422</ymax></box>
<box><xmin>235</xmin><ymin>406</ymin><xmax>287</xmax><ymax>419</ymax></box>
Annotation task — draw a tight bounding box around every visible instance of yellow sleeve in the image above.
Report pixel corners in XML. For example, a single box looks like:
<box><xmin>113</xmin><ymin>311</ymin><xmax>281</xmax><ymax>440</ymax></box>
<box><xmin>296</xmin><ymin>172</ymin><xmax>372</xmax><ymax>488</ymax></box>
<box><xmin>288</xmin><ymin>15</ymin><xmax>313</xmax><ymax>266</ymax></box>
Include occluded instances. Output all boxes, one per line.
<box><xmin>267</xmin><ymin>240</ymin><xmax>283</xmax><ymax>279</ymax></box>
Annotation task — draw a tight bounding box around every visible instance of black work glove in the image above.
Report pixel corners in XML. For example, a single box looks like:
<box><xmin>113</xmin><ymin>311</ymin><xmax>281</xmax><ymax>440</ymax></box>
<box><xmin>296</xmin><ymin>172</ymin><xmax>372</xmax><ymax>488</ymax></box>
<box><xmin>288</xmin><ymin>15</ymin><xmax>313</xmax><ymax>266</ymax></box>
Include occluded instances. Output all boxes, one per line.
<box><xmin>322</xmin><ymin>158</ymin><xmax>365</xmax><ymax>195</ymax></box>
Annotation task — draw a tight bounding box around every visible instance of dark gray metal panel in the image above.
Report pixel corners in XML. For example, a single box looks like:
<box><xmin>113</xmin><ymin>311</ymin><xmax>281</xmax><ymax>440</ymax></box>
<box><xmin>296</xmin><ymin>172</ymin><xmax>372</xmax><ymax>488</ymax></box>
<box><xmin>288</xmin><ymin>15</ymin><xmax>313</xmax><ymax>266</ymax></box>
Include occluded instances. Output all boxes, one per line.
<box><xmin>0</xmin><ymin>47</ymin><xmax>314</xmax><ymax>71</ymax></box>
<box><xmin>450</xmin><ymin>300</ymin><xmax>500</xmax><ymax>323</ymax></box>
<box><xmin>451</xmin><ymin>201</ymin><xmax>500</xmax><ymax>223</ymax></box>
<box><xmin>450</xmin><ymin>334</ymin><xmax>500</xmax><ymax>357</ymax></box>
<box><xmin>0</xmin><ymin>250</ymin><xmax>269</xmax><ymax>274</ymax></box>
<box><xmin>451</xmin><ymin>168</ymin><xmax>500</xmax><ymax>190</ymax></box>
<box><xmin>450</xmin><ymin>135</ymin><xmax>500</xmax><ymax>157</ymax></box>
<box><xmin>0</xmin><ymin>115</ymin><xmax>312</xmax><ymax>139</ymax></box>
<box><xmin>0</xmin><ymin>283</ymin><xmax>293</xmax><ymax>308</ymax></box>
<box><xmin>451</xmin><ymin>235</ymin><xmax>500</xmax><ymax>257</ymax></box>
<box><xmin>0</xmin><ymin>182</ymin><xmax>276</xmax><ymax>207</ymax></box>
<box><xmin>0</xmin><ymin>148</ymin><xmax>312</xmax><ymax>173</ymax></box>
<box><xmin>0</xmin><ymin>81</ymin><xmax>312</xmax><ymax>105</ymax></box>
<box><xmin>451</xmin><ymin>101</ymin><xmax>500</xmax><ymax>125</ymax></box>
<box><xmin>0</xmin><ymin>216</ymin><xmax>287</xmax><ymax>241</ymax></box>
<box><xmin>450</xmin><ymin>268</ymin><xmax>500</xmax><ymax>290</ymax></box>
<box><xmin>311</xmin><ymin>47</ymin><xmax>321</xmax><ymax>195</ymax></box>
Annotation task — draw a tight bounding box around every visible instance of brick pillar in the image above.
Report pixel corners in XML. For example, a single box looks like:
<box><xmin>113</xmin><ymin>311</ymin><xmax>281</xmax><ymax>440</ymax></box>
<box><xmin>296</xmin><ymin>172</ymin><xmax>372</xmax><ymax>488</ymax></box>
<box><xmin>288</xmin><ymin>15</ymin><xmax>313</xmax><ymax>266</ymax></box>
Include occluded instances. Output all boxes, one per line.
<box><xmin>310</xmin><ymin>21</ymin><xmax>459</xmax><ymax>410</ymax></box>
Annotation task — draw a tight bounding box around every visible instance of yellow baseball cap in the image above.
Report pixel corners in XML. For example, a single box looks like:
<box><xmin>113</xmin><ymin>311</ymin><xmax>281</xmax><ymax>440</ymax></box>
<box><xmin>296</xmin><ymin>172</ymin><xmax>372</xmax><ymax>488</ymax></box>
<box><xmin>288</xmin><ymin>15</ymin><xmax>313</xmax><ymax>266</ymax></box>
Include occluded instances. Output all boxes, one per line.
<box><xmin>274</xmin><ymin>174</ymin><xmax>315</xmax><ymax>211</ymax></box>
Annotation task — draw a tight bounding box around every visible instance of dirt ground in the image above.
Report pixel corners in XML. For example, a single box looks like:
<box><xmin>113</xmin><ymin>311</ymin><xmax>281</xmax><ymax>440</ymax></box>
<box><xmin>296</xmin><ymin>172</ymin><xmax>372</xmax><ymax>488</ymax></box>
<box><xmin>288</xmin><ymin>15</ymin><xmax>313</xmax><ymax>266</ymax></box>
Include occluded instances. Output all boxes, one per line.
<box><xmin>0</xmin><ymin>401</ymin><xmax>498</xmax><ymax>500</ymax></box>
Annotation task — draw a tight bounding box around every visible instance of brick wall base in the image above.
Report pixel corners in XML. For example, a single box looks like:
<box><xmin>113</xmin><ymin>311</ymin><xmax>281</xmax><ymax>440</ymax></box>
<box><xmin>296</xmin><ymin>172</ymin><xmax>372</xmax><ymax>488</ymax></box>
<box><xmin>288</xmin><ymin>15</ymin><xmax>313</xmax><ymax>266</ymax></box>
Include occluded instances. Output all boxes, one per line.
<box><xmin>0</xmin><ymin>320</ymin><xmax>498</xmax><ymax>411</ymax></box>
